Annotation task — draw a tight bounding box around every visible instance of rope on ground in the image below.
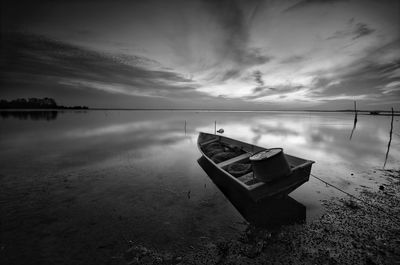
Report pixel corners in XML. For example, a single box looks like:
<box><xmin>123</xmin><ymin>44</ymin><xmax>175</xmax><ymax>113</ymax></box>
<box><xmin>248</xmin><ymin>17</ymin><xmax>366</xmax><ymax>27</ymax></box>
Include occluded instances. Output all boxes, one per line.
<box><xmin>310</xmin><ymin>173</ymin><xmax>400</xmax><ymax>225</ymax></box>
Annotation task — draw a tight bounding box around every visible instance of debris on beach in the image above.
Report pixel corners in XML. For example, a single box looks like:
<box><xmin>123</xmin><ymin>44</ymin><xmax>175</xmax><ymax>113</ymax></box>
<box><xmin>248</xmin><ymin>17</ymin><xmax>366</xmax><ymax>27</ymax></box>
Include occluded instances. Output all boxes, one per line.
<box><xmin>123</xmin><ymin>244</ymin><xmax>183</xmax><ymax>265</ymax></box>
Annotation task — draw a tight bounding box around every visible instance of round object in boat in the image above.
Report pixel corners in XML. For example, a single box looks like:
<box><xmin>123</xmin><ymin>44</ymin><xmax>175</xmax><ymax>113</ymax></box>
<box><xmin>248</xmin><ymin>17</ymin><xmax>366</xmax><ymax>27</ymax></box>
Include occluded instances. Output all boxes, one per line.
<box><xmin>249</xmin><ymin>148</ymin><xmax>292</xmax><ymax>182</ymax></box>
<box><xmin>227</xmin><ymin>163</ymin><xmax>251</xmax><ymax>177</ymax></box>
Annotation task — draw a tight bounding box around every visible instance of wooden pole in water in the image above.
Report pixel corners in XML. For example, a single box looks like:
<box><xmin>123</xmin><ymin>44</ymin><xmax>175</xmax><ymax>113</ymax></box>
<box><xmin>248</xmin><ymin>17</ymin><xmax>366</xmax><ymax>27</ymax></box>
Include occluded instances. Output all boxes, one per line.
<box><xmin>354</xmin><ymin>101</ymin><xmax>358</xmax><ymax>121</ymax></box>
<box><xmin>214</xmin><ymin>120</ymin><xmax>217</xmax><ymax>134</ymax></box>
<box><xmin>350</xmin><ymin>101</ymin><xmax>358</xmax><ymax>140</ymax></box>
<box><xmin>184</xmin><ymin>120</ymin><xmax>187</xmax><ymax>136</ymax></box>
<box><xmin>383</xmin><ymin>107</ymin><xmax>394</xmax><ymax>168</ymax></box>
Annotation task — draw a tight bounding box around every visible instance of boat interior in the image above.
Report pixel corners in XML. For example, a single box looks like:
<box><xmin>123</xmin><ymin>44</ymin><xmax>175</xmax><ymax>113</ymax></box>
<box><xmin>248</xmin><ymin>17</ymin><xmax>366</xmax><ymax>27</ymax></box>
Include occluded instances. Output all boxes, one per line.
<box><xmin>198</xmin><ymin>133</ymin><xmax>311</xmax><ymax>187</ymax></box>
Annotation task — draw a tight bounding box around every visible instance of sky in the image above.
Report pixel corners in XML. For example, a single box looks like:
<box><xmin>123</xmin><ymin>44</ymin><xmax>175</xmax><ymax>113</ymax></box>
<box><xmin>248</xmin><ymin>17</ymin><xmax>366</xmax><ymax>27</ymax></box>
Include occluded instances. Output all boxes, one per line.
<box><xmin>0</xmin><ymin>0</ymin><xmax>399</xmax><ymax>110</ymax></box>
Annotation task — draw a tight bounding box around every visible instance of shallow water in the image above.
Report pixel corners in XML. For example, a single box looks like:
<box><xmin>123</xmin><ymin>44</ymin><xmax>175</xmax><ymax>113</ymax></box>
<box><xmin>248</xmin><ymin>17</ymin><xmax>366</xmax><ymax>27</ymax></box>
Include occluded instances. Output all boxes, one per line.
<box><xmin>1</xmin><ymin>110</ymin><xmax>399</xmax><ymax>264</ymax></box>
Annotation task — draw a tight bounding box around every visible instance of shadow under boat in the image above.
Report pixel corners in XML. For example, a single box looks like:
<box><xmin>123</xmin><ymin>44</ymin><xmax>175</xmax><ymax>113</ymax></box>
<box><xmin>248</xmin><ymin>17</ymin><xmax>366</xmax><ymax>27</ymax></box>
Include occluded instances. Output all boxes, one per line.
<box><xmin>198</xmin><ymin>156</ymin><xmax>306</xmax><ymax>228</ymax></box>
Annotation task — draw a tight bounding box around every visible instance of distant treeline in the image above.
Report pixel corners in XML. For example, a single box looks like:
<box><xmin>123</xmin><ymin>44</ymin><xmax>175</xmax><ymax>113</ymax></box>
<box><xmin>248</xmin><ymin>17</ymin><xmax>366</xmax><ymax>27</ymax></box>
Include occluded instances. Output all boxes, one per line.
<box><xmin>0</xmin><ymin>98</ymin><xmax>88</xmax><ymax>109</ymax></box>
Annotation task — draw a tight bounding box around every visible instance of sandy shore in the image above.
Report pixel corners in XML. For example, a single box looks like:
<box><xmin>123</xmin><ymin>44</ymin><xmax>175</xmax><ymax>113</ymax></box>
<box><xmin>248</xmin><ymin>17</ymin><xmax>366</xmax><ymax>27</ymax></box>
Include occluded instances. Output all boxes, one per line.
<box><xmin>122</xmin><ymin>169</ymin><xmax>400</xmax><ymax>265</ymax></box>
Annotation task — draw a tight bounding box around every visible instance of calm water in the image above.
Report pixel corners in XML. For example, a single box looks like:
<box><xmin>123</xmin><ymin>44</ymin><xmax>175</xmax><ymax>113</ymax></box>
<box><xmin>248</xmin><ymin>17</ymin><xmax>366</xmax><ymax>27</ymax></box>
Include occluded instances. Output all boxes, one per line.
<box><xmin>1</xmin><ymin>110</ymin><xmax>399</xmax><ymax>264</ymax></box>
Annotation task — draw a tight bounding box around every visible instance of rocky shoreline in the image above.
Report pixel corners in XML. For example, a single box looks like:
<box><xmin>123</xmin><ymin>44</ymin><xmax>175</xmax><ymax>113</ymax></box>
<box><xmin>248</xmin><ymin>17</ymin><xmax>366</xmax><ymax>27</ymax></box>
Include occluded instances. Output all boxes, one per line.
<box><xmin>122</xmin><ymin>169</ymin><xmax>400</xmax><ymax>265</ymax></box>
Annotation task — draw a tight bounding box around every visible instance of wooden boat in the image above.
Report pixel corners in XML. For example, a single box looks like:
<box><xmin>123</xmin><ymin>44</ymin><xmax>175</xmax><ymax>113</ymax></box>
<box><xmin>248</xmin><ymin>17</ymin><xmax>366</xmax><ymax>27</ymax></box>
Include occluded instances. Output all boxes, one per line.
<box><xmin>197</xmin><ymin>132</ymin><xmax>314</xmax><ymax>202</ymax></box>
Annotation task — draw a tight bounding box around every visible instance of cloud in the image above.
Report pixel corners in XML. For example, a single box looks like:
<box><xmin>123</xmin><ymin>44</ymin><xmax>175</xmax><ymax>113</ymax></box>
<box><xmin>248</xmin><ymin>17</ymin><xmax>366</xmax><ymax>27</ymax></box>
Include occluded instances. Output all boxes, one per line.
<box><xmin>307</xmin><ymin>58</ymin><xmax>400</xmax><ymax>103</ymax></box>
<box><xmin>252</xmin><ymin>70</ymin><xmax>264</xmax><ymax>87</ymax></box>
<box><xmin>200</xmin><ymin>0</ymin><xmax>271</xmax><ymax>82</ymax></box>
<box><xmin>280</xmin><ymin>55</ymin><xmax>306</xmax><ymax>64</ymax></box>
<box><xmin>290</xmin><ymin>35</ymin><xmax>399</xmax><ymax>105</ymax></box>
<box><xmin>380</xmin><ymin>81</ymin><xmax>400</xmax><ymax>95</ymax></box>
<box><xmin>1</xmin><ymin>32</ymin><xmax>276</xmax><ymax>109</ymax></box>
<box><xmin>220</xmin><ymin>69</ymin><xmax>241</xmax><ymax>82</ymax></box>
<box><xmin>283</xmin><ymin>0</ymin><xmax>348</xmax><ymax>13</ymax></box>
<box><xmin>352</xmin><ymin>23</ymin><xmax>375</xmax><ymax>39</ymax></box>
<box><xmin>327</xmin><ymin>22</ymin><xmax>375</xmax><ymax>40</ymax></box>
<box><xmin>247</xmin><ymin>85</ymin><xmax>305</xmax><ymax>100</ymax></box>
<box><xmin>234</xmin><ymin>48</ymin><xmax>271</xmax><ymax>67</ymax></box>
<box><xmin>0</xmin><ymin>32</ymin><xmax>204</xmax><ymax>100</ymax></box>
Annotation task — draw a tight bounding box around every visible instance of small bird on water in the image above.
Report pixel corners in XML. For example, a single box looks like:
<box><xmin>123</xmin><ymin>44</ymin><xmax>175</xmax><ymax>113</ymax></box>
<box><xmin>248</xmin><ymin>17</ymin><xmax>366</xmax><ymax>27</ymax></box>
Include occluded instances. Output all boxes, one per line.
<box><xmin>217</xmin><ymin>128</ymin><xmax>224</xmax><ymax>134</ymax></box>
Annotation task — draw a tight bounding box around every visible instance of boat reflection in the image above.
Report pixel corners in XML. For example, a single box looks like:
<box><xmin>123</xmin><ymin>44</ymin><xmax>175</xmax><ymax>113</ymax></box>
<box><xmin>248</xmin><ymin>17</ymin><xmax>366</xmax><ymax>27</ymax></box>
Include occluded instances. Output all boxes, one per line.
<box><xmin>198</xmin><ymin>156</ymin><xmax>305</xmax><ymax>227</ymax></box>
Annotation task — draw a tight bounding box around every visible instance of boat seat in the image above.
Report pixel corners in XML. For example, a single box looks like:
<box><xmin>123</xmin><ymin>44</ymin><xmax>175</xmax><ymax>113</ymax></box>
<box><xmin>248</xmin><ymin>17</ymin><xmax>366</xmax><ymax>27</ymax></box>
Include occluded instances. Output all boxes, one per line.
<box><xmin>217</xmin><ymin>153</ymin><xmax>251</xmax><ymax>168</ymax></box>
<box><xmin>199</xmin><ymin>138</ymin><xmax>219</xmax><ymax>146</ymax></box>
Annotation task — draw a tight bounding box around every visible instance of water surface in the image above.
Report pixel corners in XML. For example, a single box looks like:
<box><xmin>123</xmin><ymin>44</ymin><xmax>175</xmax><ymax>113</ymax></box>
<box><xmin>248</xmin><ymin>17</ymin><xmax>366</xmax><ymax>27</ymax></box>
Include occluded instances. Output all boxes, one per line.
<box><xmin>1</xmin><ymin>110</ymin><xmax>399</xmax><ymax>264</ymax></box>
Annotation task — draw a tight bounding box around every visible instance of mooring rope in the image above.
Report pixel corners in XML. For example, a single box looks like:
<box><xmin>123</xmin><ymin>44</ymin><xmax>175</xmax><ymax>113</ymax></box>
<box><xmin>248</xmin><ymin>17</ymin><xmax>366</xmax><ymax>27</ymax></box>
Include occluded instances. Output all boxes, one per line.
<box><xmin>310</xmin><ymin>173</ymin><xmax>400</xmax><ymax>225</ymax></box>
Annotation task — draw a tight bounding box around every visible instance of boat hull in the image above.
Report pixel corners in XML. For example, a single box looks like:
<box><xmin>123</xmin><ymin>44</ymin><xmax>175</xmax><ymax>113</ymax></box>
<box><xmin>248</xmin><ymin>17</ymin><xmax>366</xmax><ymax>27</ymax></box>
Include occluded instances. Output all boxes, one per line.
<box><xmin>197</xmin><ymin>132</ymin><xmax>314</xmax><ymax>202</ymax></box>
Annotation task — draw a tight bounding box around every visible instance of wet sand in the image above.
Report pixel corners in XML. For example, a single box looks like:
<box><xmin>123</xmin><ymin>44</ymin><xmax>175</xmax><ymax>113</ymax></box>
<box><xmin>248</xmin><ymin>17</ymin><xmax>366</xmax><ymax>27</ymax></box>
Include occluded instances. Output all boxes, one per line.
<box><xmin>122</xmin><ymin>169</ymin><xmax>400</xmax><ymax>265</ymax></box>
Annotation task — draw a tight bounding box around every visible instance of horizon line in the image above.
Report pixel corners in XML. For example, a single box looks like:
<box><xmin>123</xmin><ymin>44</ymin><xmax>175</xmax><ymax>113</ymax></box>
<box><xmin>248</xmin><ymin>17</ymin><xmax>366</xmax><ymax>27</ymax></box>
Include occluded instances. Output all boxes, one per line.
<box><xmin>2</xmin><ymin>107</ymin><xmax>397</xmax><ymax>113</ymax></box>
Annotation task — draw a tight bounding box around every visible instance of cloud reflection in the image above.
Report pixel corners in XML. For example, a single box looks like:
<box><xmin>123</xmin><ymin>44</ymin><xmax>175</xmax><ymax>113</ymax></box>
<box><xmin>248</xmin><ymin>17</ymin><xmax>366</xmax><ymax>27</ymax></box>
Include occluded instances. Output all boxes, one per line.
<box><xmin>196</xmin><ymin>113</ymin><xmax>399</xmax><ymax>172</ymax></box>
<box><xmin>1</xmin><ymin>111</ymin><xmax>398</xmax><ymax>186</ymax></box>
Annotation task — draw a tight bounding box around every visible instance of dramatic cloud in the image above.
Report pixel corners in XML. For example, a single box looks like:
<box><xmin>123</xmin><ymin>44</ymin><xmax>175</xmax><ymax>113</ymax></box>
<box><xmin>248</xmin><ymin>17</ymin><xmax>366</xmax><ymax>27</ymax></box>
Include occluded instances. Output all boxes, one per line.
<box><xmin>248</xmin><ymin>86</ymin><xmax>307</xmax><ymax>101</ymax></box>
<box><xmin>327</xmin><ymin>21</ymin><xmax>375</xmax><ymax>40</ymax></box>
<box><xmin>253</xmin><ymin>70</ymin><xmax>264</xmax><ymax>87</ymax></box>
<box><xmin>381</xmin><ymin>81</ymin><xmax>400</xmax><ymax>95</ymax></box>
<box><xmin>0</xmin><ymin>33</ymin><xmax>200</xmax><ymax>99</ymax></box>
<box><xmin>307</xmin><ymin>38</ymin><xmax>400</xmax><ymax>102</ymax></box>
<box><xmin>197</xmin><ymin>0</ymin><xmax>272</xmax><ymax>85</ymax></box>
<box><xmin>1</xmin><ymin>0</ymin><xmax>399</xmax><ymax>109</ymax></box>
<box><xmin>201</xmin><ymin>0</ymin><xmax>265</xmax><ymax>65</ymax></box>
<box><xmin>283</xmin><ymin>0</ymin><xmax>348</xmax><ymax>13</ymax></box>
